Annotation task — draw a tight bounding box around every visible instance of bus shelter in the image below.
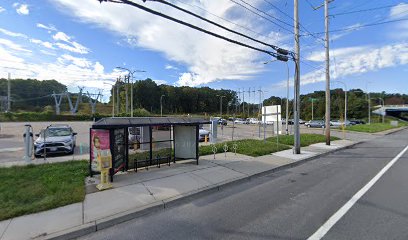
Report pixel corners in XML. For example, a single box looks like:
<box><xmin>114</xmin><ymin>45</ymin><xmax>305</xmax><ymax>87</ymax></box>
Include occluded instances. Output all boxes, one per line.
<box><xmin>89</xmin><ymin>117</ymin><xmax>210</xmax><ymax>181</ymax></box>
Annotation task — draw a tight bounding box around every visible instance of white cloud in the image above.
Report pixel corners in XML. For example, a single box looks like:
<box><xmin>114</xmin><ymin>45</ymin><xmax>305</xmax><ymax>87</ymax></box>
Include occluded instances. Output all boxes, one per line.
<box><xmin>58</xmin><ymin>54</ymin><xmax>91</xmax><ymax>68</ymax></box>
<box><xmin>0</xmin><ymin>6</ymin><xmax>5</xmax><ymax>13</ymax></box>
<box><xmin>53</xmin><ymin>31</ymin><xmax>89</xmax><ymax>54</ymax></box>
<box><xmin>153</xmin><ymin>79</ymin><xmax>167</xmax><ymax>85</ymax></box>
<box><xmin>15</xmin><ymin>3</ymin><xmax>29</xmax><ymax>15</ymax></box>
<box><xmin>165</xmin><ymin>64</ymin><xmax>178</xmax><ymax>70</ymax></box>
<box><xmin>0</xmin><ymin>38</ymin><xmax>31</xmax><ymax>52</ymax></box>
<box><xmin>36</xmin><ymin>23</ymin><xmax>57</xmax><ymax>32</ymax></box>
<box><xmin>30</xmin><ymin>38</ymin><xmax>55</xmax><ymax>49</ymax></box>
<box><xmin>51</xmin><ymin>0</ymin><xmax>283</xmax><ymax>86</ymax></box>
<box><xmin>0</xmin><ymin>28</ymin><xmax>27</xmax><ymax>38</ymax></box>
<box><xmin>53</xmin><ymin>31</ymin><xmax>70</xmax><ymax>42</ymax></box>
<box><xmin>307</xmin><ymin>46</ymin><xmax>370</xmax><ymax>62</ymax></box>
<box><xmin>390</xmin><ymin>3</ymin><xmax>408</xmax><ymax>19</ymax></box>
<box><xmin>0</xmin><ymin>46</ymin><xmax>117</xmax><ymax>97</ymax></box>
<box><xmin>296</xmin><ymin>43</ymin><xmax>408</xmax><ymax>86</ymax></box>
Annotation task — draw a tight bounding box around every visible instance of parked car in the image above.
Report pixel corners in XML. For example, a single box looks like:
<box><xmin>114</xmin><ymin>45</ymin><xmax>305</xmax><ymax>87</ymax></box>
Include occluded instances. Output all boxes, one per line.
<box><xmin>218</xmin><ymin>118</ymin><xmax>228</xmax><ymax>125</ymax></box>
<box><xmin>305</xmin><ymin>120</ymin><xmax>325</xmax><ymax>128</ymax></box>
<box><xmin>34</xmin><ymin>124</ymin><xmax>77</xmax><ymax>157</ymax></box>
<box><xmin>299</xmin><ymin>119</ymin><xmax>306</xmax><ymax>124</ymax></box>
<box><xmin>331</xmin><ymin>120</ymin><xmax>352</xmax><ymax>127</ymax></box>
<box><xmin>198</xmin><ymin>128</ymin><xmax>210</xmax><ymax>142</ymax></box>
<box><xmin>350</xmin><ymin>119</ymin><xmax>365</xmax><ymax>125</ymax></box>
<box><xmin>248</xmin><ymin>118</ymin><xmax>260</xmax><ymax>124</ymax></box>
<box><xmin>128</xmin><ymin>127</ymin><xmax>141</xmax><ymax>148</ymax></box>
<box><xmin>234</xmin><ymin>118</ymin><xmax>247</xmax><ymax>124</ymax></box>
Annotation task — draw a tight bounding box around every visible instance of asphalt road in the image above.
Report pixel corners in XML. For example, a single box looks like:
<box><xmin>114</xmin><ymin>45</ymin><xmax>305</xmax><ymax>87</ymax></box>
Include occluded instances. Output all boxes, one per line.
<box><xmin>79</xmin><ymin>129</ymin><xmax>408</xmax><ymax>240</ymax></box>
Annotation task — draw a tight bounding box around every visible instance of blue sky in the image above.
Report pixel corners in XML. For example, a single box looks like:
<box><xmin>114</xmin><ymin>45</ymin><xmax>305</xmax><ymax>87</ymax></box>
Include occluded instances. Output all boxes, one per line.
<box><xmin>0</xmin><ymin>0</ymin><xmax>407</xmax><ymax>103</ymax></box>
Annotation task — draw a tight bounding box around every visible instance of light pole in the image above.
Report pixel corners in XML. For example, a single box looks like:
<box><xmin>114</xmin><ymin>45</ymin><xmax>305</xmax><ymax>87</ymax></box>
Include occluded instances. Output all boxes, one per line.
<box><xmin>103</xmin><ymin>82</ymin><xmax>115</xmax><ymax>117</ymax></box>
<box><xmin>309</xmin><ymin>98</ymin><xmax>318</xmax><ymax>120</ymax></box>
<box><xmin>160</xmin><ymin>94</ymin><xmax>165</xmax><ymax>117</ymax></box>
<box><xmin>217</xmin><ymin>95</ymin><xmax>225</xmax><ymax>117</ymax></box>
<box><xmin>116</xmin><ymin>67</ymin><xmax>146</xmax><ymax>117</ymax></box>
<box><xmin>378</xmin><ymin>97</ymin><xmax>385</xmax><ymax>123</ymax></box>
<box><xmin>333</xmin><ymin>81</ymin><xmax>348</xmax><ymax>126</ymax></box>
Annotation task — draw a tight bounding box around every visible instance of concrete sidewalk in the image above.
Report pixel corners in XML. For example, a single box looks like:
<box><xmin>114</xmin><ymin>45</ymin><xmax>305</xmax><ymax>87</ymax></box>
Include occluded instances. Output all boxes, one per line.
<box><xmin>0</xmin><ymin>140</ymin><xmax>359</xmax><ymax>240</ymax></box>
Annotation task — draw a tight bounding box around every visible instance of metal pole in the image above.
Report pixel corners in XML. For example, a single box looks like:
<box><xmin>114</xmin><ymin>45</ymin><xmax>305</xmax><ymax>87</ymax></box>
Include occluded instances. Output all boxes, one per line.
<box><xmin>7</xmin><ymin>73</ymin><xmax>10</xmax><ymax>112</ymax></box>
<box><xmin>293</xmin><ymin>0</ymin><xmax>301</xmax><ymax>153</ymax></box>
<box><xmin>345</xmin><ymin>89</ymin><xmax>347</xmax><ymax>125</ymax></box>
<box><xmin>112</xmin><ymin>85</ymin><xmax>115</xmax><ymax>117</ymax></box>
<box><xmin>125</xmin><ymin>75</ymin><xmax>129</xmax><ymax>114</ymax></box>
<box><xmin>312</xmin><ymin>99</ymin><xmax>314</xmax><ymax>120</ymax></box>
<box><xmin>116</xmin><ymin>77</ymin><xmax>120</xmax><ymax>114</ymax></box>
<box><xmin>130</xmin><ymin>73</ymin><xmax>134</xmax><ymax>117</ymax></box>
<box><xmin>248</xmin><ymin>87</ymin><xmax>250</xmax><ymax>117</ymax></box>
<box><xmin>258</xmin><ymin>88</ymin><xmax>261</xmax><ymax>138</ymax></box>
<box><xmin>160</xmin><ymin>95</ymin><xmax>165</xmax><ymax>117</ymax></box>
<box><xmin>368</xmin><ymin>92</ymin><xmax>371</xmax><ymax>125</ymax></box>
<box><xmin>324</xmin><ymin>0</ymin><xmax>331</xmax><ymax>146</ymax></box>
<box><xmin>286</xmin><ymin>63</ymin><xmax>289</xmax><ymax>135</ymax></box>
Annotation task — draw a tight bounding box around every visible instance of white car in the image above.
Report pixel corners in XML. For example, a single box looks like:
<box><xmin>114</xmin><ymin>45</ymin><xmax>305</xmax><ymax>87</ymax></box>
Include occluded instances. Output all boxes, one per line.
<box><xmin>199</xmin><ymin>128</ymin><xmax>210</xmax><ymax>142</ymax></box>
<box><xmin>248</xmin><ymin>118</ymin><xmax>261</xmax><ymax>124</ymax></box>
<box><xmin>234</xmin><ymin>119</ymin><xmax>247</xmax><ymax>124</ymax></box>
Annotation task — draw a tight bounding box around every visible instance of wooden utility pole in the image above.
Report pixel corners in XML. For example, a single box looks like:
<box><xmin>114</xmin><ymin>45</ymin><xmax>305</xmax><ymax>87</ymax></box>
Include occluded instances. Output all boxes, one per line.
<box><xmin>293</xmin><ymin>0</ymin><xmax>301</xmax><ymax>154</ymax></box>
<box><xmin>324</xmin><ymin>0</ymin><xmax>331</xmax><ymax>145</ymax></box>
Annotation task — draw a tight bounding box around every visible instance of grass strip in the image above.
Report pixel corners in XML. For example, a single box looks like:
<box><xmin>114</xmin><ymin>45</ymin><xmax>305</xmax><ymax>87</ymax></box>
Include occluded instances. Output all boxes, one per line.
<box><xmin>0</xmin><ymin>160</ymin><xmax>88</xmax><ymax>221</ymax></box>
<box><xmin>346</xmin><ymin>123</ymin><xmax>407</xmax><ymax>133</ymax></box>
<box><xmin>267</xmin><ymin>133</ymin><xmax>340</xmax><ymax>147</ymax></box>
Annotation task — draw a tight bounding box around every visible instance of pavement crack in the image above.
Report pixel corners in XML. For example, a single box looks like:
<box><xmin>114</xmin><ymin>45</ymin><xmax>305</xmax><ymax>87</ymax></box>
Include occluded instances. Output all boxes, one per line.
<box><xmin>141</xmin><ymin>182</ymin><xmax>156</xmax><ymax>200</ymax></box>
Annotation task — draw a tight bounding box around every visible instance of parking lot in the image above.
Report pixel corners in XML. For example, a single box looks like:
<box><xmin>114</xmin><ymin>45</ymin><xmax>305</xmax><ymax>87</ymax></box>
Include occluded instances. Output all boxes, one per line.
<box><xmin>0</xmin><ymin>120</ymin><xmax>372</xmax><ymax>166</ymax></box>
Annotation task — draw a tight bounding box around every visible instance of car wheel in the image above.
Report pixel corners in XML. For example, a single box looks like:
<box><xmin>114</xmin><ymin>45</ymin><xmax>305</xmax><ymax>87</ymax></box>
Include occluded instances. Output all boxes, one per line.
<box><xmin>307</xmin><ymin>125</ymin><xmax>310</xmax><ymax>128</ymax></box>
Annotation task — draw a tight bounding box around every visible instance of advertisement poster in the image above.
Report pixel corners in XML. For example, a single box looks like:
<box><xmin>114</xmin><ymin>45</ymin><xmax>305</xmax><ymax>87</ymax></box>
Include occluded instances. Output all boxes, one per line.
<box><xmin>90</xmin><ymin>129</ymin><xmax>111</xmax><ymax>173</ymax></box>
<box><xmin>112</xmin><ymin>128</ymin><xmax>126</xmax><ymax>173</ymax></box>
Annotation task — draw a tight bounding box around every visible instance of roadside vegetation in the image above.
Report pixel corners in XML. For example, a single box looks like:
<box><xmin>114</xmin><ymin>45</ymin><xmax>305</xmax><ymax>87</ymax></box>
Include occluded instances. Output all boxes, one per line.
<box><xmin>0</xmin><ymin>161</ymin><xmax>88</xmax><ymax>221</ymax></box>
<box><xmin>267</xmin><ymin>134</ymin><xmax>340</xmax><ymax>147</ymax></box>
<box><xmin>346</xmin><ymin>121</ymin><xmax>408</xmax><ymax>133</ymax></box>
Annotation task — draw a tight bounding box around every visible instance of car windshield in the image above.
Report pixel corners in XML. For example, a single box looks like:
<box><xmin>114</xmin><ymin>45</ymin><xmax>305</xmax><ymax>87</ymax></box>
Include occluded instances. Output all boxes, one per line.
<box><xmin>44</xmin><ymin>128</ymin><xmax>71</xmax><ymax>137</ymax></box>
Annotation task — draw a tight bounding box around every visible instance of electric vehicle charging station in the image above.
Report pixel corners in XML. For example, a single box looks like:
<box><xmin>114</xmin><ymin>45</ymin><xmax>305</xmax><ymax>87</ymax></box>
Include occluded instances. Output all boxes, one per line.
<box><xmin>23</xmin><ymin>124</ymin><xmax>34</xmax><ymax>162</ymax></box>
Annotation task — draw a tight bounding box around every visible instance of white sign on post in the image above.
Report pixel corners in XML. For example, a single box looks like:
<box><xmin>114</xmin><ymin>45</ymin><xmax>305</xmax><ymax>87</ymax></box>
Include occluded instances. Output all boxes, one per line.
<box><xmin>262</xmin><ymin>105</ymin><xmax>282</xmax><ymax>134</ymax></box>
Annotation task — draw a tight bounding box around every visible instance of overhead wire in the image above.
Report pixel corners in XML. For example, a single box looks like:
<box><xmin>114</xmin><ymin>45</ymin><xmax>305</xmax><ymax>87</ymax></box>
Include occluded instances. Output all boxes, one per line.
<box><xmin>229</xmin><ymin>0</ymin><xmax>295</xmax><ymax>34</ymax></box>
<box><xmin>174</xmin><ymin>0</ymin><xmax>280</xmax><ymax>44</ymax></box>
<box><xmin>145</xmin><ymin>0</ymin><xmax>288</xmax><ymax>52</ymax></box>
<box><xmin>331</xmin><ymin>4</ymin><xmax>401</xmax><ymax>17</ymax></box>
<box><xmin>99</xmin><ymin>0</ymin><xmax>289</xmax><ymax>59</ymax></box>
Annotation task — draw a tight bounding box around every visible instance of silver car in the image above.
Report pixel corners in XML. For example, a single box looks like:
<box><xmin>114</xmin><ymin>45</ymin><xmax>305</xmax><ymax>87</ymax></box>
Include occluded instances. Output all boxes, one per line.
<box><xmin>34</xmin><ymin>125</ymin><xmax>77</xmax><ymax>157</ymax></box>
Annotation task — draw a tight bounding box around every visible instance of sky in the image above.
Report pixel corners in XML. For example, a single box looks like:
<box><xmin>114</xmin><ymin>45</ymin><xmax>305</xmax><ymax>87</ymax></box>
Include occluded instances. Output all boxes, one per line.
<box><xmin>0</xmin><ymin>0</ymin><xmax>407</xmax><ymax>103</ymax></box>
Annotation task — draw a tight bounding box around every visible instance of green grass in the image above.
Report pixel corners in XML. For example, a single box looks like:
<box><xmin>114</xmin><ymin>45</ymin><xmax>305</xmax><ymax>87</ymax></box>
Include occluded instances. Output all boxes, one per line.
<box><xmin>346</xmin><ymin>122</ymin><xmax>407</xmax><ymax>133</ymax></box>
<box><xmin>267</xmin><ymin>134</ymin><xmax>340</xmax><ymax>147</ymax></box>
<box><xmin>0</xmin><ymin>161</ymin><xmax>88</xmax><ymax>221</ymax></box>
<box><xmin>200</xmin><ymin>139</ymin><xmax>291</xmax><ymax>157</ymax></box>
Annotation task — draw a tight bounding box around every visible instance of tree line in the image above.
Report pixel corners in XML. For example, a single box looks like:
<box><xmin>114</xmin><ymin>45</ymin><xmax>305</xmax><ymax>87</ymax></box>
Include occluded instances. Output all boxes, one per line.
<box><xmin>1</xmin><ymin>78</ymin><xmax>407</xmax><ymax>120</ymax></box>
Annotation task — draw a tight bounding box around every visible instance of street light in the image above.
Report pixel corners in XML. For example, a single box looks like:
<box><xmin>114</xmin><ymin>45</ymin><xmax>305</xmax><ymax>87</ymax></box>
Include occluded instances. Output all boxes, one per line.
<box><xmin>333</xmin><ymin>81</ymin><xmax>348</xmax><ymax>126</ymax></box>
<box><xmin>116</xmin><ymin>66</ymin><xmax>146</xmax><ymax>117</ymax></box>
<box><xmin>216</xmin><ymin>95</ymin><xmax>226</xmax><ymax>117</ymax></box>
<box><xmin>160</xmin><ymin>95</ymin><xmax>165</xmax><ymax>117</ymax></box>
<box><xmin>264</xmin><ymin>60</ymin><xmax>290</xmax><ymax>135</ymax></box>
<box><xmin>378</xmin><ymin>97</ymin><xmax>385</xmax><ymax>124</ymax></box>
<box><xmin>103</xmin><ymin>82</ymin><xmax>115</xmax><ymax>117</ymax></box>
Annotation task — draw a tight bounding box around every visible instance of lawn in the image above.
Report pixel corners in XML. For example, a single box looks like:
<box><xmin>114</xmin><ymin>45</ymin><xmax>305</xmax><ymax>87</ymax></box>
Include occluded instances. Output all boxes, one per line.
<box><xmin>346</xmin><ymin>122</ymin><xmax>407</xmax><ymax>133</ymax></box>
<box><xmin>267</xmin><ymin>134</ymin><xmax>340</xmax><ymax>147</ymax></box>
<box><xmin>0</xmin><ymin>161</ymin><xmax>88</xmax><ymax>221</ymax></box>
<box><xmin>200</xmin><ymin>139</ymin><xmax>291</xmax><ymax>157</ymax></box>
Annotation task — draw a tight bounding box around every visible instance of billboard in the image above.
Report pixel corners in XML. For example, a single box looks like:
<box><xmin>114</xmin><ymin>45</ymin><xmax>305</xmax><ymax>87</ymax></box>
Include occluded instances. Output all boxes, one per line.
<box><xmin>90</xmin><ymin>129</ymin><xmax>111</xmax><ymax>173</ymax></box>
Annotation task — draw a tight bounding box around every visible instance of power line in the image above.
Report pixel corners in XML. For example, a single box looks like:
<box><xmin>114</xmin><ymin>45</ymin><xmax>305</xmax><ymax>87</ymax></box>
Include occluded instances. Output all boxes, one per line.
<box><xmin>262</xmin><ymin>0</ymin><xmax>324</xmax><ymax>42</ymax></box>
<box><xmin>174</xmin><ymin>0</ymin><xmax>278</xmax><ymax>44</ymax></box>
<box><xmin>332</xmin><ymin>4</ymin><xmax>401</xmax><ymax>16</ymax></box>
<box><xmin>145</xmin><ymin>0</ymin><xmax>289</xmax><ymax>53</ymax></box>
<box><xmin>301</xmin><ymin>18</ymin><xmax>408</xmax><ymax>36</ymax></box>
<box><xmin>99</xmin><ymin>0</ymin><xmax>289</xmax><ymax>60</ymax></box>
<box><xmin>229</xmin><ymin>0</ymin><xmax>295</xmax><ymax>34</ymax></box>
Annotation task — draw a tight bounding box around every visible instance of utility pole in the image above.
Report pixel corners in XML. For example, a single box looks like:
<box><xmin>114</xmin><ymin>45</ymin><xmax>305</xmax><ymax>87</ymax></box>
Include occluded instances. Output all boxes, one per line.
<box><xmin>125</xmin><ymin>75</ymin><xmax>129</xmax><ymax>114</ymax></box>
<box><xmin>293</xmin><ymin>0</ymin><xmax>301</xmax><ymax>154</ymax></box>
<box><xmin>7</xmin><ymin>73</ymin><xmax>11</xmax><ymax>112</ymax></box>
<box><xmin>160</xmin><ymin>94</ymin><xmax>165</xmax><ymax>117</ymax></box>
<box><xmin>116</xmin><ymin>77</ymin><xmax>120</xmax><ymax>114</ymax></box>
<box><xmin>324</xmin><ymin>0</ymin><xmax>331</xmax><ymax>145</ymax></box>
<box><xmin>242</xmin><ymin>89</ymin><xmax>245</xmax><ymax>116</ymax></box>
<box><xmin>248</xmin><ymin>87</ymin><xmax>250</xmax><ymax>117</ymax></box>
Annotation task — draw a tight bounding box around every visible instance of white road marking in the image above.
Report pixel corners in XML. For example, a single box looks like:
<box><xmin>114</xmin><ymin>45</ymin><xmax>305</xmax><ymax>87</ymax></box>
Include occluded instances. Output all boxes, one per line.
<box><xmin>0</xmin><ymin>147</ymin><xmax>23</xmax><ymax>153</ymax></box>
<box><xmin>308</xmin><ymin>144</ymin><xmax>408</xmax><ymax>240</ymax></box>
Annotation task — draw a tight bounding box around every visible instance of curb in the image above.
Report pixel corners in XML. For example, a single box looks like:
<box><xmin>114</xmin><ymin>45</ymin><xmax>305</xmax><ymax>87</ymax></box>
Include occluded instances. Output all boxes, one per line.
<box><xmin>44</xmin><ymin>141</ymin><xmax>364</xmax><ymax>240</ymax></box>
